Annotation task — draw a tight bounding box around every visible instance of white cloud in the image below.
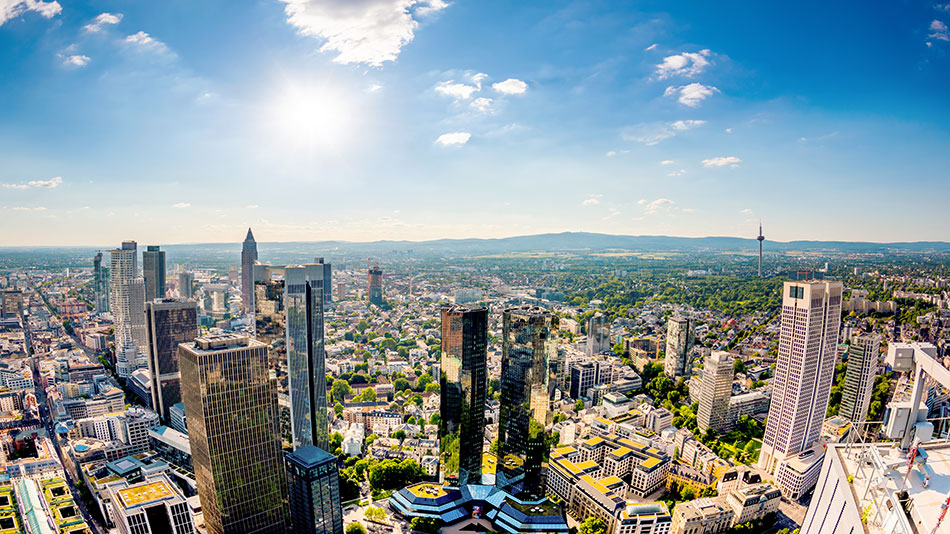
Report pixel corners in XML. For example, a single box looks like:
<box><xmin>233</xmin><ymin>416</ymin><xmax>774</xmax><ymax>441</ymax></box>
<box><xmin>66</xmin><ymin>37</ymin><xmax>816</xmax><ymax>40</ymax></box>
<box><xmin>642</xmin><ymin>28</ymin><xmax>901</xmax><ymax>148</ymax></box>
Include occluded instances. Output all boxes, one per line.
<box><xmin>492</xmin><ymin>78</ymin><xmax>528</xmax><ymax>95</ymax></box>
<box><xmin>660</xmin><ymin>160</ymin><xmax>675</xmax><ymax>165</ymax></box>
<box><xmin>645</xmin><ymin>43</ymin><xmax>658</xmax><ymax>51</ymax></box>
<box><xmin>702</xmin><ymin>156</ymin><xmax>741</xmax><ymax>167</ymax></box>
<box><xmin>582</xmin><ymin>194</ymin><xmax>603</xmax><ymax>206</ymax></box>
<box><xmin>60</xmin><ymin>54</ymin><xmax>90</xmax><ymax>67</ymax></box>
<box><xmin>937</xmin><ymin>4</ymin><xmax>950</xmax><ymax>11</ymax></box>
<box><xmin>368</xmin><ymin>83</ymin><xmax>383</xmax><ymax>93</ymax></box>
<box><xmin>434</xmin><ymin>132</ymin><xmax>471</xmax><ymax>146</ymax></box>
<box><xmin>247</xmin><ymin>205</ymin><xmax>259</xmax><ymax>209</ymax></box>
<box><xmin>435</xmin><ymin>81</ymin><xmax>478</xmax><ymax>99</ymax></box>
<box><xmin>83</xmin><ymin>12</ymin><xmax>122</xmax><ymax>32</ymax></box>
<box><xmin>471</xmin><ymin>72</ymin><xmax>488</xmax><ymax>89</ymax></box>
<box><xmin>470</xmin><ymin>97</ymin><xmax>492</xmax><ymax>112</ymax></box>
<box><xmin>725</xmin><ymin>128</ymin><xmax>733</xmax><ymax>133</ymax></box>
<box><xmin>644</xmin><ymin>198</ymin><xmax>675</xmax><ymax>214</ymax></box>
<box><xmin>3</xmin><ymin>176</ymin><xmax>62</xmax><ymax>189</ymax></box>
<box><xmin>740</xmin><ymin>208</ymin><xmax>753</xmax><ymax>214</ymax></box>
<box><xmin>172</xmin><ymin>202</ymin><xmax>191</xmax><ymax>208</ymax></box>
<box><xmin>11</xmin><ymin>206</ymin><xmax>46</xmax><ymax>211</ymax></box>
<box><xmin>277</xmin><ymin>0</ymin><xmax>448</xmax><ymax>66</ymax></box>
<box><xmin>667</xmin><ymin>169</ymin><xmax>686</xmax><ymax>177</ymax></box>
<box><xmin>655</xmin><ymin>49</ymin><xmax>712</xmax><ymax>79</ymax></box>
<box><xmin>664</xmin><ymin>83</ymin><xmax>719</xmax><ymax>107</ymax></box>
<box><xmin>622</xmin><ymin>119</ymin><xmax>705</xmax><ymax>145</ymax></box>
<box><xmin>125</xmin><ymin>31</ymin><xmax>171</xmax><ymax>53</ymax></box>
<box><xmin>929</xmin><ymin>19</ymin><xmax>949</xmax><ymax>41</ymax></box>
<box><xmin>0</xmin><ymin>0</ymin><xmax>61</xmax><ymax>26</ymax></box>
<box><xmin>606</xmin><ymin>151</ymin><xmax>617</xmax><ymax>157</ymax></box>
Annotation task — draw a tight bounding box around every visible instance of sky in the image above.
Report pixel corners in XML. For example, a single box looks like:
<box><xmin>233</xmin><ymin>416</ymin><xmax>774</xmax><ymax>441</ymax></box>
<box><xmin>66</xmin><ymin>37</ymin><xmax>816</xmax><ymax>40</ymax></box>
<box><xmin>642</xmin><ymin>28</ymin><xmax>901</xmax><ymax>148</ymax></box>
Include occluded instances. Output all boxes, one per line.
<box><xmin>1</xmin><ymin>0</ymin><xmax>949</xmax><ymax>247</ymax></box>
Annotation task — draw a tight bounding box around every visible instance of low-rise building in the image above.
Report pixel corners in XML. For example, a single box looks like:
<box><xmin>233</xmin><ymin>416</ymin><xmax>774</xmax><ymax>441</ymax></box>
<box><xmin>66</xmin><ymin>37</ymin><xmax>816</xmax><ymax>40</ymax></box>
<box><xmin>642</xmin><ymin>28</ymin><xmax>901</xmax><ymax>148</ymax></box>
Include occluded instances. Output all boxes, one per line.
<box><xmin>671</xmin><ymin>497</ymin><xmax>733</xmax><ymax>534</ymax></box>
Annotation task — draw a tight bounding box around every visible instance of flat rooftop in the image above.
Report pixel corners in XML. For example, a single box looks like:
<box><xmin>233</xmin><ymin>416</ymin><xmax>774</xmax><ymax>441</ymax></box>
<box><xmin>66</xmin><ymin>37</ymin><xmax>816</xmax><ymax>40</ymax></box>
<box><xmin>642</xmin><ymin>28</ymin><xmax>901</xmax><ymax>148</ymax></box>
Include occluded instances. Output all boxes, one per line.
<box><xmin>117</xmin><ymin>480</ymin><xmax>175</xmax><ymax>508</ymax></box>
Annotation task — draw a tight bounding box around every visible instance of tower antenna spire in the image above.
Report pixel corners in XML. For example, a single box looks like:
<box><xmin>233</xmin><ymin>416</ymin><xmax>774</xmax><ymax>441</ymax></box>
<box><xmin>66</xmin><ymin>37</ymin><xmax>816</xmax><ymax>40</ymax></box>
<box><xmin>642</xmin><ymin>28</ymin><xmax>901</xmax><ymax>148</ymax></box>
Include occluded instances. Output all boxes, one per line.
<box><xmin>756</xmin><ymin>220</ymin><xmax>765</xmax><ymax>277</ymax></box>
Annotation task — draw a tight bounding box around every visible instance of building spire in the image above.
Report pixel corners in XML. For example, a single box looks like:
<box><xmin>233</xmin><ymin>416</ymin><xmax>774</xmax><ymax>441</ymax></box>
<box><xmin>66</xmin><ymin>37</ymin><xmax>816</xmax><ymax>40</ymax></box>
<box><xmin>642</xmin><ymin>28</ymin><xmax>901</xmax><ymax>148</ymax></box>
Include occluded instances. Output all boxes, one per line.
<box><xmin>245</xmin><ymin>227</ymin><xmax>255</xmax><ymax>242</ymax></box>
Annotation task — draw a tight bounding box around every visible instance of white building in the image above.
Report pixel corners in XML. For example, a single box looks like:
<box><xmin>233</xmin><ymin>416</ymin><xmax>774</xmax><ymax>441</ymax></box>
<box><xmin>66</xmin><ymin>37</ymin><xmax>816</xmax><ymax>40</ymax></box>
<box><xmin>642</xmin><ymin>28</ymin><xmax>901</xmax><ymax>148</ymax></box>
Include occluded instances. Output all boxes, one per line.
<box><xmin>839</xmin><ymin>335</ymin><xmax>880</xmax><ymax>423</ymax></box>
<box><xmin>664</xmin><ymin>316</ymin><xmax>694</xmax><ymax>379</ymax></box>
<box><xmin>109</xmin><ymin>241</ymin><xmax>148</xmax><ymax>378</ymax></box>
<box><xmin>697</xmin><ymin>351</ymin><xmax>734</xmax><ymax>432</ymax></box>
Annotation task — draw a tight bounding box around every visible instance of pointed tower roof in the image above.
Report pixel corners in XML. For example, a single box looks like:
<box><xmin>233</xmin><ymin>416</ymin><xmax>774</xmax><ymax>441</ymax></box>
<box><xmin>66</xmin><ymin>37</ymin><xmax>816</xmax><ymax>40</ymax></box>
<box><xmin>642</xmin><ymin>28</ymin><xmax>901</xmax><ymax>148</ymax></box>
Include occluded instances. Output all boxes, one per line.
<box><xmin>244</xmin><ymin>228</ymin><xmax>255</xmax><ymax>242</ymax></box>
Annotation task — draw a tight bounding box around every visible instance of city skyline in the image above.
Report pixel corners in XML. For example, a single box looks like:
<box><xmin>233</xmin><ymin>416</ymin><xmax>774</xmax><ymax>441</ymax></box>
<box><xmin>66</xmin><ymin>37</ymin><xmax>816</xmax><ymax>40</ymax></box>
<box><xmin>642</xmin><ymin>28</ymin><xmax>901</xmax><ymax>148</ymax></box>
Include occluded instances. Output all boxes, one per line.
<box><xmin>3</xmin><ymin>2</ymin><xmax>950</xmax><ymax>245</ymax></box>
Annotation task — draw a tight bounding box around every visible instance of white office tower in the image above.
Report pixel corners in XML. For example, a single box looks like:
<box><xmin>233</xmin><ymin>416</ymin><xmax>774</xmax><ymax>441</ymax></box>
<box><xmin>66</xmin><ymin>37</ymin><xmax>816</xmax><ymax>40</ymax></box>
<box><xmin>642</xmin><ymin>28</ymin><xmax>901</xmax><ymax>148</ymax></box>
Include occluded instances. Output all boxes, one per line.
<box><xmin>663</xmin><ymin>316</ymin><xmax>694</xmax><ymax>379</ymax></box>
<box><xmin>697</xmin><ymin>351</ymin><xmax>734</xmax><ymax>432</ymax></box>
<box><xmin>839</xmin><ymin>335</ymin><xmax>881</xmax><ymax>423</ymax></box>
<box><xmin>110</xmin><ymin>241</ymin><xmax>148</xmax><ymax>378</ymax></box>
<box><xmin>758</xmin><ymin>280</ymin><xmax>842</xmax><ymax>500</ymax></box>
<box><xmin>586</xmin><ymin>313</ymin><xmax>610</xmax><ymax>356</ymax></box>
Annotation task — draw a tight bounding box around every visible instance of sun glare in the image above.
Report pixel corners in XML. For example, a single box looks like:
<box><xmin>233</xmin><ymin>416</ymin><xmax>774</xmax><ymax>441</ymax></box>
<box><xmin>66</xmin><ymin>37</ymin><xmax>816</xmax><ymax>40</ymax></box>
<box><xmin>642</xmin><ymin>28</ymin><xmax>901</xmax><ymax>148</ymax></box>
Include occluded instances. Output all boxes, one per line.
<box><xmin>267</xmin><ymin>84</ymin><xmax>353</xmax><ymax>150</ymax></box>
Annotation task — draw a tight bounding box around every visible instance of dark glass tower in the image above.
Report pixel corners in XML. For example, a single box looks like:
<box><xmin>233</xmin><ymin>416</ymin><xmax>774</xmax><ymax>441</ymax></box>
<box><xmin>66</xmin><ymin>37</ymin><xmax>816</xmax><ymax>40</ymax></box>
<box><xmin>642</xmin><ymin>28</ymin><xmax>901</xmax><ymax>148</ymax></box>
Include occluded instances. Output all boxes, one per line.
<box><xmin>145</xmin><ymin>298</ymin><xmax>198</xmax><ymax>420</ymax></box>
<box><xmin>286</xmin><ymin>264</ymin><xmax>329</xmax><ymax>452</ymax></box>
<box><xmin>93</xmin><ymin>251</ymin><xmax>109</xmax><ymax>313</ymax></box>
<box><xmin>285</xmin><ymin>445</ymin><xmax>343</xmax><ymax>534</ymax></box>
<box><xmin>179</xmin><ymin>334</ymin><xmax>288</xmax><ymax>534</ymax></box>
<box><xmin>241</xmin><ymin>228</ymin><xmax>258</xmax><ymax>314</ymax></box>
<box><xmin>440</xmin><ymin>305</ymin><xmax>488</xmax><ymax>487</ymax></box>
<box><xmin>143</xmin><ymin>245</ymin><xmax>166</xmax><ymax>302</ymax></box>
<box><xmin>496</xmin><ymin>307</ymin><xmax>557</xmax><ymax>498</ymax></box>
<box><xmin>368</xmin><ymin>267</ymin><xmax>382</xmax><ymax>306</ymax></box>
<box><xmin>314</xmin><ymin>258</ymin><xmax>332</xmax><ymax>306</ymax></box>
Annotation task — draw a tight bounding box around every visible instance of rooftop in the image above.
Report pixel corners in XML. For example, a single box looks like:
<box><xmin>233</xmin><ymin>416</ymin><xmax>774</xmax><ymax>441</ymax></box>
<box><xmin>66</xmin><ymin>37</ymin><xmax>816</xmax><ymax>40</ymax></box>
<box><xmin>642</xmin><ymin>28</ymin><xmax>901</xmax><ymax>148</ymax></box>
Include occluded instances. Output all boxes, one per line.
<box><xmin>116</xmin><ymin>480</ymin><xmax>175</xmax><ymax>508</ymax></box>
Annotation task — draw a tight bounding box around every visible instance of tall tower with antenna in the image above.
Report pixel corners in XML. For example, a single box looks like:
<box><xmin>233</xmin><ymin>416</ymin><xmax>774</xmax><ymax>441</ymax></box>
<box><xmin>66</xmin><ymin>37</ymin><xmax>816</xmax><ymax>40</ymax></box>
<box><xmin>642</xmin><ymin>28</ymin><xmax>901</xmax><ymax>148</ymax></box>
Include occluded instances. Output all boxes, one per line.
<box><xmin>757</xmin><ymin>221</ymin><xmax>765</xmax><ymax>277</ymax></box>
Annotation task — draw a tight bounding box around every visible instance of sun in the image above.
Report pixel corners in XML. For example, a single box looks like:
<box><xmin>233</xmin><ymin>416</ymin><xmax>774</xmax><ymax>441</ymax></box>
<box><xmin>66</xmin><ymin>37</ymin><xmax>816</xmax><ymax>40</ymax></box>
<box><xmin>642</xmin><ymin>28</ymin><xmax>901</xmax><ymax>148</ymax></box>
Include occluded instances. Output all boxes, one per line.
<box><xmin>267</xmin><ymin>83</ymin><xmax>353</xmax><ymax>150</ymax></box>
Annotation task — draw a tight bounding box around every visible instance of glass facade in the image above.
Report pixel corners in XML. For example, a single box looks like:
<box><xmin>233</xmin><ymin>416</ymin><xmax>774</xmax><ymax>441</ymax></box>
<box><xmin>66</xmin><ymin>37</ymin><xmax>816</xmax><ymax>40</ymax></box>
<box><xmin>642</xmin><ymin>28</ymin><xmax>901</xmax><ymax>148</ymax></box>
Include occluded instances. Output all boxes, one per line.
<box><xmin>286</xmin><ymin>264</ymin><xmax>329</xmax><ymax>452</ymax></box>
<box><xmin>179</xmin><ymin>335</ymin><xmax>288</xmax><ymax>534</ymax></box>
<box><xmin>143</xmin><ymin>245</ymin><xmax>166</xmax><ymax>302</ymax></box>
<box><xmin>368</xmin><ymin>268</ymin><xmax>383</xmax><ymax>306</ymax></box>
<box><xmin>145</xmin><ymin>298</ymin><xmax>198</xmax><ymax>420</ymax></box>
<box><xmin>440</xmin><ymin>305</ymin><xmax>488</xmax><ymax>487</ymax></box>
<box><xmin>497</xmin><ymin>307</ymin><xmax>557</xmax><ymax>498</ymax></box>
<box><xmin>285</xmin><ymin>445</ymin><xmax>343</xmax><ymax>534</ymax></box>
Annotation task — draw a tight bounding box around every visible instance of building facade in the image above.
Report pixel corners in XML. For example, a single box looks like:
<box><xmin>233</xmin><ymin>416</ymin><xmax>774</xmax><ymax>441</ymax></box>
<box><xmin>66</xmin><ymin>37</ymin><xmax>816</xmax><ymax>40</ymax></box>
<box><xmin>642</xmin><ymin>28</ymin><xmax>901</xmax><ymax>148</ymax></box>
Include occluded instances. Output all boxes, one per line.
<box><xmin>94</xmin><ymin>251</ymin><xmax>110</xmax><ymax>313</ymax></box>
<box><xmin>839</xmin><ymin>335</ymin><xmax>881</xmax><ymax>424</ymax></box>
<box><xmin>241</xmin><ymin>228</ymin><xmax>258</xmax><ymax>314</ymax></box>
<box><xmin>145</xmin><ymin>298</ymin><xmax>198</xmax><ymax>420</ymax></box>
<box><xmin>109</xmin><ymin>241</ymin><xmax>148</xmax><ymax>377</ymax></box>
<box><xmin>285</xmin><ymin>445</ymin><xmax>343</xmax><ymax>534</ymax></box>
<box><xmin>179</xmin><ymin>334</ymin><xmax>288</xmax><ymax>534</ymax></box>
<box><xmin>440</xmin><ymin>305</ymin><xmax>488</xmax><ymax>486</ymax></box>
<box><xmin>587</xmin><ymin>313</ymin><xmax>610</xmax><ymax>356</ymax></box>
<box><xmin>178</xmin><ymin>271</ymin><xmax>194</xmax><ymax>299</ymax></box>
<box><xmin>664</xmin><ymin>317</ymin><xmax>694</xmax><ymax>379</ymax></box>
<box><xmin>142</xmin><ymin>245</ymin><xmax>166</xmax><ymax>302</ymax></box>
<box><xmin>368</xmin><ymin>267</ymin><xmax>383</xmax><ymax>306</ymax></box>
<box><xmin>697</xmin><ymin>351</ymin><xmax>734</xmax><ymax>432</ymax></box>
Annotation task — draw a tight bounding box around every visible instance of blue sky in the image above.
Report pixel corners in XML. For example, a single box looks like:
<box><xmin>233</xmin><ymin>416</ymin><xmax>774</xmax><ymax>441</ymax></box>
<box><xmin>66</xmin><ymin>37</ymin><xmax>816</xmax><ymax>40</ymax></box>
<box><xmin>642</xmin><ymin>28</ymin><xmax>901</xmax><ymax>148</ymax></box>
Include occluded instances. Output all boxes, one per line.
<box><xmin>1</xmin><ymin>0</ymin><xmax>949</xmax><ymax>246</ymax></box>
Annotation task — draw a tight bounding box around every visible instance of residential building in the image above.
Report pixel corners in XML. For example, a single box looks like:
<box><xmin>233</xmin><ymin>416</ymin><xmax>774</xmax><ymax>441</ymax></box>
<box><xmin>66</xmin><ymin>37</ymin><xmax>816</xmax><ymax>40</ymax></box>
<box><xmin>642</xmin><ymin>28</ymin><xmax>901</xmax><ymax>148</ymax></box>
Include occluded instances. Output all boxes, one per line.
<box><xmin>697</xmin><ymin>351</ymin><xmax>734</xmax><ymax>432</ymax></box>
<box><xmin>440</xmin><ymin>305</ymin><xmax>488</xmax><ymax>486</ymax></box>
<box><xmin>497</xmin><ymin>307</ymin><xmax>556</xmax><ymax>498</ymax></box>
<box><xmin>285</xmin><ymin>445</ymin><xmax>343</xmax><ymax>534</ymax></box>
<box><xmin>179</xmin><ymin>334</ymin><xmax>287</xmax><ymax>534</ymax></box>
<box><xmin>145</xmin><ymin>298</ymin><xmax>197</xmax><ymax>420</ymax></box>
<box><xmin>142</xmin><ymin>245</ymin><xmax>166</xmax><ymax>302</ymax></box>
<box><xmin>664</xmin><ymin>316</ymin><xmax>694</xmax><ymax>379</ymax></box>
<box><xmin>758</xmin><ymin>280</ymin><xmax>842</xmax><ymax>500</ymax></box>
<box><xmin>839</xmin><ymin>335</ymin><xmax>881</xmax><ymax>423</ymax></box>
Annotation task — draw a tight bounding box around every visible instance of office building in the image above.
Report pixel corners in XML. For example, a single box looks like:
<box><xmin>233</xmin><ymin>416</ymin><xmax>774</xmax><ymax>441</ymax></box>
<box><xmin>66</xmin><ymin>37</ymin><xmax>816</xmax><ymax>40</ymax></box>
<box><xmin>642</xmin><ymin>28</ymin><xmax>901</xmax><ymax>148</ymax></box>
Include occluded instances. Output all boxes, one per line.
<box><xmin>664</xmin><ymin>316</ymin><xmax>694</xmax><ymax>379</ymax></box>
<box><xmin>94</xmin><ymin>251</ymin><xmax>109</xmax><ymax>313</ymax></box>
<box><xmin>110</xmin><ymin>241</ymin><xmax>148</xmax><ymax>377</ymax></box>
<box><xmin>178</xmin><ymin>271</ymin><xmax>194</xmax><ymax>299</ymax></box>
<box><xmin>368</xmin><ymin>266</ymin><xmax>383</xmax><ymax>306</ymax></box>
<box><xmin>671</xmin><ymin>497</ymin><xmax>733</xmax><ymax>534</ymax></box>
<box><xmin>285</xmin><ymin>264</ymin><xmax>330</xmax><ymax>451</ymax></box>
<box><xmin>179</xmin><ymin>334</ymin><xmax>288</xmax><ymax>534</ymax></box>
<box><xmin>286</xmin><ymin>445</ymin><xmax>343</xmax><ymax>534</ymax></box>
<box><xmin>145</xmin><ymin>298</ymin><xmax>198</xmax><ymax>420</ymax></box>
<box><xmin>241</xmin><ymin>228</ymin><xmax>258</xmax><ymax>314</ymax></box>
<box><xmin>697</xmin><ymin>351</ymin><xmax>734</xmax><ymax>432</ymax></box>
<box><xmin>106</xmin><ymin>475</ymin><xmax>195</xmax><ymax>534</ymax></box>
<box><xmin>839</xmin><ymin>335</ymin><xmax>881</xmax><ymax>424</ymax></box>
<box><xmin>758</xmin><ymin>280</ymin><xmax>842</xmax><ymax>497</ymax></box>
<box><xmin>314</xmin><ymin>257</ymin><xmax>332</xmax><ymax>306</ymax></box>
<box><xmin>497</xmin><ymin>307</ymin><xmax>556</xmax><ymax>498</ymax></box>
<box><xmin>0</xmin><ymin>290</ymin><xmax>24</xmax><ymax>318</ymax></box>
<box><xmin>143</xmin><ymin>245</ymin><xmax>166</xmax><ymax>302</ymax></box>
<box><xmin>587</xmin><ymin>313</ymin><xmax>610</xmax><ymax>356</ymax></box>
<box><xmin>440</xmin><ymin>305</ymin><xmax>488</xmax><ymax>486</ymax></box>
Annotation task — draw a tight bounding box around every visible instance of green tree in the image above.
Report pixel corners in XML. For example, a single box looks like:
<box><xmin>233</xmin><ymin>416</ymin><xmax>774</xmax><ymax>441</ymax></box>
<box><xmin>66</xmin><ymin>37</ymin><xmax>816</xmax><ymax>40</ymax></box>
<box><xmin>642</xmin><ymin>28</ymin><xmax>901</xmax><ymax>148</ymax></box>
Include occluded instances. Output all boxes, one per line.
<box><xmin>575</xmin><ymin>399</ymin><xmax>585</xmax><ymax>411</ymax></box>
<box><xmin>334</xmin><ymin>402</ymin><xmax>344</xmax><ymax>417</ymax></box>
<box><xmin>578</xmin><ymin>517</ymin><xmax>607</xmax><ymax>534</ymax></box>
<box><xmin>346</xmin><ymin>523</ymin><xmax>367</xmax><ymax>534</ymax></box>
<box><xmin>394</xmin><ymin>378</ymin><xmax>411</xmax><ymax>392</ymax></box>
<box><xmin>356</xmin><ymin>320</ymin><xmax>370</xmax><ymax>333</ymax></box>
<box><xmin>332</xmin><ymin>380</ymin><xmax>353</xmax><ymax>402</ymax></box>
<box><xmin>429</xmin><ymin>413</ymin><xmax>441</xmax><ymax>426</ymax></box>
<box><xmin>681</xmin><ymin>487</ymin><xmax>696</xmax><ymax>501</ymax></box>
<box><xmin>424</xmin><ymin>382</ymin><xmax>440</xmax><ymax>394</ymax></box>
<box><xmin>411</xmin><ymin>517</ymin><xmax>440</xmax><ymax>534</ymax></box>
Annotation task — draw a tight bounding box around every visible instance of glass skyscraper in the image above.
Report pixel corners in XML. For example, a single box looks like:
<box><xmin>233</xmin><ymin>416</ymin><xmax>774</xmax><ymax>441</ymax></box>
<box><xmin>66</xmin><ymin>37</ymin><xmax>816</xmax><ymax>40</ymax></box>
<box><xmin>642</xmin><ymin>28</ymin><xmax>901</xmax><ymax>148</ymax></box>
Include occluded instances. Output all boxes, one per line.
<box><xmin>179</xmin><ymin>334</ymin><xmax>288</xmax><ymax>534</ymax></box>
<box><xmin>143</xmin><ymin>245</ymin><xmax>166</xmax><ymax>302</ymax></box>
<box><xmin>285</xmin><ymin>445</ymin><xmax>343</xmax><ymax>534</ymax></box>
<box><xmin>286</xmin><ymin>264</ymin><xmax>329</xmax><ymax>452</ymax></box>
<box><xmin>440</xmin><ymin>305</ymin><xmax>488</xmax><ymax>487</ymax></box>
<box><xmin>93</xmin><ymin>251</ymin><xmax>109</xmax><ymax>313</ymax></box>
<box><xmin>241</xmin><ymin>228</ymin><xmax>258</xmax><ymax>314</ymax></box>
<box><xmin>496</xmin><ymin>307</ymin><xmax>557</xmax><ymax>498</ymax></box>
<box><xmin>145</xmin><ymin>298</ymin><xmax>198</xmax><ymax>420</ymax></box>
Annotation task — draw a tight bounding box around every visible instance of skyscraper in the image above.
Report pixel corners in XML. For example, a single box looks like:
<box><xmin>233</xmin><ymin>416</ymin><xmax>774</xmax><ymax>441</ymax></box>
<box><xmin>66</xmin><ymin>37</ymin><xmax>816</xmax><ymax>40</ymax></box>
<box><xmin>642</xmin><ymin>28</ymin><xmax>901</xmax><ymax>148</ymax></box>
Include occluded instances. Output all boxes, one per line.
<box><xmin>440</xmin><ymin>305</ymin><xmax>488</xmax><ymax>487</ymax></box>
<box><xmin>663</xmin><ymin>316</ymin><xmax>694</xmax><ymax>379</ymax></box>
<box><xmin>178</xmin><ymin>271</ymin><xmax>194</xmax><ymax>299</ymax></box>
<box><xmin>586</xmin><ymin>313</ymin><xmax>610</xmax><ymax>356</ymax></box>
<box><xmin>146</xmin><ymin>298</ymin><xmax>198</xmax><ymax>420</ymax></box>
<box><xmin>314</xmin><ymin>257</ymin><xmax>332</xmax><ymax>306</ymax></box>
<box><xmin>697</xmin><ymin>351</ymin><xmax>735</xmax><ymax>432</ymax></box>
<box><xmin>143</xmin><ymin>245</ymin><xmax>166</xmax><ymax>302</ymax></box>
<box><xmin>241</xmin><ymin>228</ymin><xmax>258</xmax><ymax>314</ymax></box>
<box><xmin>285</xmin><ymin>264</ymin><xmax>329</xmax><ymax>451</ymax></box>
<box><xmin>285</xmin><ymin>445</ymin><xmax>343</xmax><ymax>534</ymax></box>
<box><xmin>497</xmin><ymin>307</ymin><xmax>557</xmax><ymax>498</ymax></box>
<box><xmin>758</xmin><ymin>280</ymin><xmax>842</xmax><ymax>474</ymax></box>
<box><xmin>839</xmin><ymin>335</ymin><xmax>881</xmax><ymax>424</ymax></box>
<box><xmin>93</xmin><ymin>251</ymin><xmax>109</xmax><ymax>313</ymax></box>
<box><xmin>368</xmin><ymin>266</ymin><xmax>382</xmax><ymax>306</ymax></box>
<box><xmin>110</xmin><ymin>241</ymin><xmax>148</xmax><ymax>378</ymax></box>
<box><xmin>179</xmin><ymin>334</ymin><xmax>287</xmax><ymax>534</ymax></box>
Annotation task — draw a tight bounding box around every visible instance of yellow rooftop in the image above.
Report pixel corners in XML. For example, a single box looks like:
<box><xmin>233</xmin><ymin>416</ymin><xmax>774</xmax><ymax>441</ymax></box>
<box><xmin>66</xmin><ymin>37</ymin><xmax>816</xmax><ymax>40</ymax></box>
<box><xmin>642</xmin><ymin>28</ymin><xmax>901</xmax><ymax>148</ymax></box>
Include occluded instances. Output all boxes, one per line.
<box><xmin>117</xmin><ymin>481</ymin><xmax>174</xmax><ymax>508</ymax></box>
<box><xmin>609</xmin><ymin>447</ymin><xmax>633</xmax><ymax>458</ymax></box>
<box><xmin>641</xmin><ymin>457</ymin><xmax>662</xmax><ymax>470</ymax></box>
<box><xmin>407</xmin><ymin>483</ymin><xmax>448</xmax><ymax>499</ymax></box>
<box><xmin>583</xmin><ymin>437</ymin><xmax>604</xmax><ymax>447</ymax></box>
